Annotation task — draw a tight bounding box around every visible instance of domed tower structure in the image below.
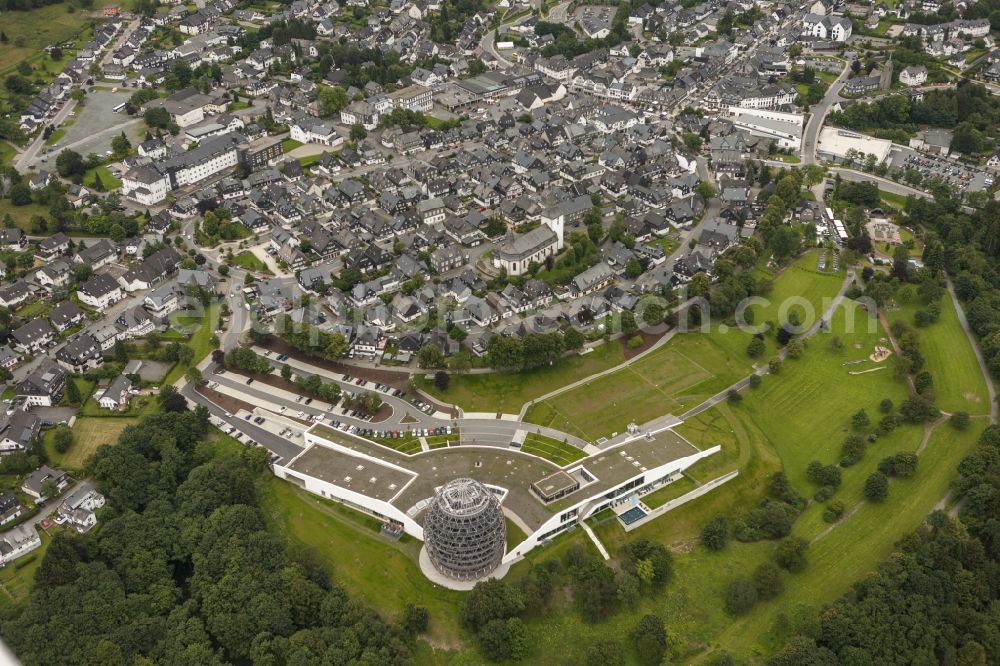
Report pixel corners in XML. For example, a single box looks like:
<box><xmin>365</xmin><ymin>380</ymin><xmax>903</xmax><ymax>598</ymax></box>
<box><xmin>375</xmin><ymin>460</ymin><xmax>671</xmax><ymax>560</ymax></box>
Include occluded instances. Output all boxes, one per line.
<box><xmin>424</xmin><ymin>478</ymin><xmax>506</xmax><ymax>581</ymax></box>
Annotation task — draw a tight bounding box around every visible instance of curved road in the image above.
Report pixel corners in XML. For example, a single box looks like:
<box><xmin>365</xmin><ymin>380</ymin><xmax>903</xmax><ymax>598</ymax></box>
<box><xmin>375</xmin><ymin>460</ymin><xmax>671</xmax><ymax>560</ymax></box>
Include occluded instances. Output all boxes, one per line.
<box><xmin>802</xmin><ymin>59</ymin><xmax>852</xmax><ymax>165</ymax></box>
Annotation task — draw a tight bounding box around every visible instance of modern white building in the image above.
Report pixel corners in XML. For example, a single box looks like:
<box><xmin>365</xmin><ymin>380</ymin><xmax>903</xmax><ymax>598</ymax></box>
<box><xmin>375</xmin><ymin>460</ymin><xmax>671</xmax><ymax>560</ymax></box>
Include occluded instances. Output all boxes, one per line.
<box><xmin>274</xmin><ymin>425</ymin><xmax>721</xmax><ymax>570</ymax></box>
<box><xmin>0</xmin><ymin>525</ymin><xmax>41</xmax><ymax>565</ymax></box>
<box><xmin>728</xmin><ymin>107</ymin><xmax>804</xmax><ymax>150</ymax></box>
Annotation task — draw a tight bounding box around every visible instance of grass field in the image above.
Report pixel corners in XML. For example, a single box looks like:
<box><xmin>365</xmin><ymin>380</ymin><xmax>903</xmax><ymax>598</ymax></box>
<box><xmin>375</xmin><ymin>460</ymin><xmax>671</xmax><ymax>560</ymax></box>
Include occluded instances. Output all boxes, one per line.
<box><xmin>880</xmin><ymin>190</ymin><xmax>910</xmax><ymax>211</ymax></box>
<box><xmin>522</xmin><ymin>253</ymin><xmax>844</xmax><ymax>442</ymax></box>
<box><xmin>509</xmin><ymin>300</ymin><xmax>987</xmax><ymax>663</ymax></box>
<box><xmin>693</xmin><ymin>250</ymin><xmax>846</xmax><ymax>371</ymax></box>
<box><xmin>888</xmin><ymin>290</ymin><xmax>990</xmax><ymax>416</ymax></box>
<box><xmin>162</xmin><ymin>304</ymin><xmax>220</xmax><ymax>386</ymax></box>
<box><xmin>83</xmin><ymin>165</ymin><xmax>123</xmax><ymax>190</ymax></box>
<box><xmin>418</xmin><ymin>341</ymin><xmax>625</xmax><ymax>414</ymax></box>
<box><xmin>45</xmin><ymin>417</ymin><xmax>138</xmax><ymax>471</ymax></box>
<box><xmin>519</xmin><ymin>432</ymin><xmax>586</xmax><ymax>466</ymax></box>
<box><xmin>0</xmin><ymin>4</ymin><xmax>90</xmax><ymax>72</ymax></box>
<box><xmin>262</xmin><ymin>479</ymin><xmax>470</xmax><ymax>649</ymax></box>
<box><xmin>0</xmin><ymin>142</ymin><xmax>14</xmax><ymax>166</ymax></box>
<box><xmin>525</xmin><ymin>329</ymin><xmax>753</xmax><ymax>441</ymax></box>
<box><xmin>0</xmin><ymin>200</ymin><xmax>52</xmax><ymax>234</ymax></box>
<box><xmin>281</xmin><ymin>138</ymin><xmax>303</xmax><ymax>152</ymax></box>
<box><xmin>641</xmin><ymin>474</ymin><xmax>697</xmax><ymax>509</ymax></box>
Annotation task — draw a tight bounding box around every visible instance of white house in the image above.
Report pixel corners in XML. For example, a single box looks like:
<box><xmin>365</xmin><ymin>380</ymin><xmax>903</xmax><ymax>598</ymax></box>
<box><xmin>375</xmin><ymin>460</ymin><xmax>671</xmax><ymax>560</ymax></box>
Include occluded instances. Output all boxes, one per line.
<box><xmin>57</xmin><ymin>482</ymin><xmax>106</xmax><ymax>533</ymax></box>
<box><xmin>802</xmin><ymin>13</ymin><xmax>853</xmax><ymax>41</ymax></box>
<box><xmin>899</xmin><ymin>65</ymin><xmax>928</xmax><ymax>86</ymax></box>
<box><xmin>0</xmin><ymin>525</ymin><xmax>41</xmax><ymax>565</ymax></box>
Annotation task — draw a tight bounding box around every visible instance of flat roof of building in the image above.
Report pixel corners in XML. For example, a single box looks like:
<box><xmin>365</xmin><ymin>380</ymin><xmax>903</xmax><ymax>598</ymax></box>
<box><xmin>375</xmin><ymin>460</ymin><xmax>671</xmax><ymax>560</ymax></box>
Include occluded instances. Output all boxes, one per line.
<box><xmin>818</xmin><ymin>126</ymin><xmax>892</xmax><ymax>162</ymax></box>
<box><xmin>305</xmin><ymin>424</ymin><xmax>700</xmax><ymax>532</ymax></box>
<box><xmin>286</xmin><ymin>443</ymin><xmax>415</xmax><ymax>502</ymax></box>
<box><xmin>532</xmin><ymin>470</ymin><xmax>579</xmax><ymax>501</ymax></box>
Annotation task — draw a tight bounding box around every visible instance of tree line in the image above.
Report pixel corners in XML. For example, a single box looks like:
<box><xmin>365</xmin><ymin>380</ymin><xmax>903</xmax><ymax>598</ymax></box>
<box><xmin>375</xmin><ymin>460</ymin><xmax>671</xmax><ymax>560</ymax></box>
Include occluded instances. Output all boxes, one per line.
<box><xmin>3</xmin><ymin>410</ymin><xmax>421</xmax><ymax>664</ymax></box>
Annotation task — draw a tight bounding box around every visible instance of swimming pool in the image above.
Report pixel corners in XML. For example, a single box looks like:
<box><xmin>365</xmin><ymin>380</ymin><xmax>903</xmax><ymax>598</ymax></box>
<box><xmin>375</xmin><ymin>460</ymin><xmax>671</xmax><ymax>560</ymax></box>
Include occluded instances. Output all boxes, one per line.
<box><xmin>619</xmin><ymin>506</ymin><xmax>647</xmax><ymax>525</ymax></box>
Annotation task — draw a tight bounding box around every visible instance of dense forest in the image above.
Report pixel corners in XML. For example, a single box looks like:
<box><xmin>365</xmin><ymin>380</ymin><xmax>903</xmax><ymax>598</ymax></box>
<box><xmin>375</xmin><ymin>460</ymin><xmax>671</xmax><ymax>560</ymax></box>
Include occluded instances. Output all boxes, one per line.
<box><xmin>1</xmin><ymin>411</ymin><xmax>417</xmax><ymax>665</ymax></box>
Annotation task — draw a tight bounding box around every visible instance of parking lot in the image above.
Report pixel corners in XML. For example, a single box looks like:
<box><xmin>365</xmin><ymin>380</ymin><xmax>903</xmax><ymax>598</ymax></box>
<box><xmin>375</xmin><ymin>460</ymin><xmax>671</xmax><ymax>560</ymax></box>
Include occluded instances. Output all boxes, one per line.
<box><xmin>888</xmin><ymin>146</ymin><xmax>992</xmax><ymax>192</ymax></box>
<box><xmin>34</xmin><ymin>88</ymin><xmax>143</xmax><ymax>169</ymax></box>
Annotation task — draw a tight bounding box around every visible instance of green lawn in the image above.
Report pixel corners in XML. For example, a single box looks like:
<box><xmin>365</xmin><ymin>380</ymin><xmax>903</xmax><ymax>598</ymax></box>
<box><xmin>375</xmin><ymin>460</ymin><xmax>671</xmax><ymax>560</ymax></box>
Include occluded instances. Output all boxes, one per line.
<box><xmin>281</xmin><ymin>138</ymin><xmax>303</xmax><ymax>152</ymax></box>
<box><xmin>262</xmin><ymin>478</ymin><xmax>470</xmax><ymax>649</ymax></box>
<box><xmin>525</xmin><ymin>331</ymin><xmax>751</xmax><ymax>441</ymax></box>
<box><xmin>522</xmin><ymin>252</ymin><xmax>844</xmax><ymax>442</ymax></box>
<box><xmin>162</xmin><ymin>304</ymin><xmax>220</xmax><ymax>386</ymax></box>
<box><xmin>230</xmin><ymin>251</ymin><xmax>269</xmax><ymax>273</ymax></box>
<box><xmin>519</xmin><ymin>432</ymin><xmax>586</xmax><ymax>466</ymax></box>
<box><xmin>0</xmin><ymin>200</ymin><xmax>52</xmax><ymax>233</ymax></box>
<box><xmin>513</xmin><ymin>301</ymin><xmax>986</xmax><ymax>663</ymax></box>
<box><xmin>45</xmin><ymin>417</ymin><xmax>139</xmax><ymax>471</ymax></box>
<box><xmin>298</xmin><ymin>153</ymin><xmax>323</xmax><ymax>168</ymax></box>
<box><xmin>700</xmin><ymin>249</ymin><xmax>846</xmax><ymax>369</ymax></box>
<box><xmin>888</xmin><ymin>290</ymin><xmax>990</xmax><ymax>415</ymax></box>
<box><xmin>879</xmin><ymin>190</ymin><xmax>910</xmax><ymax>211</ymax></box>
<box><xmin>768</xmin><ymin>153</ymin><xmax>802</xmax><ymax>164</ymax></box>
<box><xmin>0</xmin><ymin>142</ymin><xmax>14</xmax><ymax>167</ymax></box>
<box><xmin>0</xmin><ymin>4</ymin><xmax>90</xmax><ymax>73</ymax></box>
<box><xmin>83</xmin><ymin>165</ymin><xmax>122</xmax><ymax>190</ymax></box>
<box><xmin>641</xmin><ymin>474</ymin><xmax>698</xmax><ymax>509</ymax></box>
<box><xmin>371</xmin><ymin>433</ymin><xmax>422</xmax><ymax>455</ymax></box>
<box><xmin>417</xmin><ymin>341</ymin><xmax>625</xmax><ymax>414</ymax></box>
<box><xmin>44</xmin><ymin>127</ymin><xmax>66</xmax><ymax>146</ymax></box>
<box><xmin>735</xmin><ymin>301</ymin><xmax>916</xmax><ymax>534</ymax></box>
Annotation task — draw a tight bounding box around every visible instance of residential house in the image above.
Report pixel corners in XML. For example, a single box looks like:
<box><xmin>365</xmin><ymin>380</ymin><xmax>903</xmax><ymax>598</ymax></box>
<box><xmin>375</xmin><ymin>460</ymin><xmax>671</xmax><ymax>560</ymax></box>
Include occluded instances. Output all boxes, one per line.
<box><xmin>21</xmin><ymin>465</ymin><xmax>68</xmax><ymax>499</ymax></box>
<box><xmin>57</xmin><ymin>482</ymin><xmax>106</xmax><ymax>533</ymax></box>
<box><xmin>15</xmin><ymin>360</ymin><xmax>65</xmax><ymax>407</ymax></box>
<box><xmin>78</xmin><ymin>273</ymin><xmax>124</xmax><ymax>309</ymax></box>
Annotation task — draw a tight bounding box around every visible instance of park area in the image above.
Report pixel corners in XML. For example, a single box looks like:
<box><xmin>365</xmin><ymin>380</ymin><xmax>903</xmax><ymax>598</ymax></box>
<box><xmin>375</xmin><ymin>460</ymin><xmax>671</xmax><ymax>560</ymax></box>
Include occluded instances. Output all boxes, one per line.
<box><xmin>247</xmin><ymin>258</ymin><xmax>992</xmax><ymax>663</ymax></box>
<box><xmin>887</xmin><ymin>287</ymin><xmax>990</xmax><ymax>416</ymax></box>
<box><xmin>524</xmin><ymin>332</ymin><xmax>750</xmax><ymax>441</ymax></box>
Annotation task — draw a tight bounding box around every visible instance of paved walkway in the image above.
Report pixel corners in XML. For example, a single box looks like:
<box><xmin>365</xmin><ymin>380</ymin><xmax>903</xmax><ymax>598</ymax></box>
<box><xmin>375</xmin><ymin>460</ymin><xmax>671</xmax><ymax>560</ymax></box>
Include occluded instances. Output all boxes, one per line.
<box><xmin>581</xmin><ymin>522</ymin><xmax>610</xmax><ymax>560</ymax></box>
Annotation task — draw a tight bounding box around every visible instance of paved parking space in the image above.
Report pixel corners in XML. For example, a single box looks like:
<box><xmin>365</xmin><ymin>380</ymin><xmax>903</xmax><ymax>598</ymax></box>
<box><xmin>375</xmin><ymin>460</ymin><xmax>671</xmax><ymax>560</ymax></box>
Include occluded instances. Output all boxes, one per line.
<box><xmin>888</xmin><ymin>146</ymin><xmax>991</xmax><ymax>192</ymax></box>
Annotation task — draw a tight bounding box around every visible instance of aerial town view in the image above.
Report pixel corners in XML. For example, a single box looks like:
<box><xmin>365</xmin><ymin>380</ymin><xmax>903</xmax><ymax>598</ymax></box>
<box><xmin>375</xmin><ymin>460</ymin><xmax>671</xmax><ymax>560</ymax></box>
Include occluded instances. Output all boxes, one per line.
<box><xmin>1</xmin><ymin>0</ymin><xmax>1000</xmax><ymax>661</ymax></box>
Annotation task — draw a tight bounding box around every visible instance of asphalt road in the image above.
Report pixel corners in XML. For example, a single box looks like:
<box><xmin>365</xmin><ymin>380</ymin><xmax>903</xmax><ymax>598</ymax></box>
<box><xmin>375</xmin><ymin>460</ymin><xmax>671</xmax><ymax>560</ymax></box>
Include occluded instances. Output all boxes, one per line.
<box><xmin>801</xmin><ymin>60</ymin><xmax>852</xmax><ymax>165</ymax></box>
